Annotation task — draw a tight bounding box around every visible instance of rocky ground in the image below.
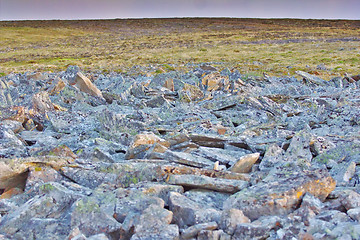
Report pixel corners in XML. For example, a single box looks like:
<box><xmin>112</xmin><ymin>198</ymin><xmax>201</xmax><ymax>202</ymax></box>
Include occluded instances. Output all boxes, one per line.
<box><xmin>1</xmin><ymin>65</ymin><xmax>360</xmax><ymax>239</ymax></box>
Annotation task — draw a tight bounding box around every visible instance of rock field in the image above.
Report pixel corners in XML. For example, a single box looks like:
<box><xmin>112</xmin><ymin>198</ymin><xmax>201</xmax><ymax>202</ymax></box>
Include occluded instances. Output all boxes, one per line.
<box><xmin>1</xmin><ymin>65</ymin><xmax>360</xmax><ymax>239</ymax></box>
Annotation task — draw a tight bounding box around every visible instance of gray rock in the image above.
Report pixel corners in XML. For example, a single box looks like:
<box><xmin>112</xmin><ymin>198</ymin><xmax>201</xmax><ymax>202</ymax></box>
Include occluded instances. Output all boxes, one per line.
<box><xmin>184</xmin><ymin>189</ymin><xmax>230</xmax><ymax>210</ymax></box>
<box><xmin>220</xmin><ymin>208</ymin><xmax>251</xmax><ymax>235</ymax></box>
<box><xmin>224</xmin><ymin>168</ymin><xmax>335</xmax><ymax>220</ymax></box>
<box><xmin>347</xmin><ymin>207</ymin><xmax>360</xmax><ymax>222</ymax></box>
<box><xmin>168</xmin><ymin>174</ymin><xmax>248</xmax><ymax>193</ymax></box>
<box><xmin>181</xmin><ymin>221</ymin><xmax>217</xmax><ymax>239</ymax></box>
<box><xmin>169</xmin><ymin>192</ymin><xmax>221</xmax><ymax>229</ymax></box>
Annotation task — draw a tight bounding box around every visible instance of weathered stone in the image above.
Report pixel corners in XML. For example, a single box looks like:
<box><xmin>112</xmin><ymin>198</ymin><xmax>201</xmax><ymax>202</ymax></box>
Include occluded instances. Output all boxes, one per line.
<box><xmin>32</xmin><ymin>91</ymin><xmax>55</xmax><ymax>114</ymax></box>
<box><xmin>259</xmin><ymin>143</ymin><xmax>284</xmax><ymax>170</ymax></box>
<box><xmin>169</xmin><ymin>192</ymin><xmax>221</xmax><ymax>229</ymax></box>
<box><xmin>300</xmin><ymin>193</ymin><xmax>324</xmax><ymax>214</ymax></box>
<box><xmin>163</xmin><ymin>151</ymin><xmax>215</xmax><ymax>168</ymax></box>
<box><xmin>284</xmin><ymin>127</ymin><xmax>312</xmax><ymax>167</ymax></box>
<box><xmin>0</xmin><ymin>156</ymin><xmax>72</xmax><ymax>190</ymax></box>
<box><xmin>184</xmin><ymin>189</ymin><xmax>230</xmax><ymax>210</ymax></box>
<box><xmin>125</xmin><ymin>132</ymin><xmax>170</xmax><ymax>159</ymax></box>
<box><xmin>341</xmin><ymin>190</ymin><xmax>360</xmax><ymax>210</ymax></box>
<box><xmin>70</xmin><ymin>196</ymin><xmax>121</xmax><ymax>237</ymax></box>
<box><xmin>229</xmin><ymin>153</ymin><xmax>260</xmax><ymax>173</ymax></box>
<box><xmin>131</xmin><ymin>204</ymin><xmax>179</xmax><ymax>240</ymax></box>
<box><xmin>161</xmin><ymin>164</ymin><xmax>249</xmax><ymax>181</ymax></box>
<box><xmin>48</xmin><ymin>77</ymin><xmax>66</xmax><ymax>95</ymax></box>
<box><xmin>181</xmin><ymin>221</ymin><xmax>217</xmax><ymax>239</ymax></box>
<box><xmin>224</xmin><ymin>169</ymin><xmax>336</xmax><ymax>220</ymax></box>
<box><xmin>73</xmin><ymin>72</ymin><xmax>103</xmax><ymax>99</ymax></box>
<box><xmin>167</xmin><ymin>174</ymin><xmax>248</xmax><ymax>193</ymax></box>
<box><xmin>295</xmin><ymin>71</ymin><xmax>328</xmax><ymax>86</ymax></box>
<box><xmin>145</xmin><ymin>95</ymin><xmax>168</xmax><ymax>108</ymax></box>
<box><xmin>347</xmin><ymin>207</ymin><xmax>360</xmax><ymax>221</ymax></box>
<box><xmin>220</xmin><ymin>208</ymin><xmax>251</xmax><ymax>235</ymax></box>
<box><xmin>330</xmin><ymin>161</ymin><xmax>356</xmax><ymax>187</ymax></box>
<box><xmin>180</xmin><ymin>83</ymin><xmax>204</xmax><ymax>102</ymax></box>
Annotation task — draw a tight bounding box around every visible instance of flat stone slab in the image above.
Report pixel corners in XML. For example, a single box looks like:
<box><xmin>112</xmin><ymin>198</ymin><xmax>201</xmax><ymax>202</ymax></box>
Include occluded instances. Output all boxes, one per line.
<box><xmin>167</xmin><ymin>174</ymin><xmax>248</xmax><ymax>193</ymax></box>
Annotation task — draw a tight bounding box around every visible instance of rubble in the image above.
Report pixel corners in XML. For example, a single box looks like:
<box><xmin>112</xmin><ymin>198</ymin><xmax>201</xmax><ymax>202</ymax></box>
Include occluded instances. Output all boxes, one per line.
<box><xmin>1</xmin><ymin>65</ymin><xmax>359</xmax><ymax>239</ymax></box>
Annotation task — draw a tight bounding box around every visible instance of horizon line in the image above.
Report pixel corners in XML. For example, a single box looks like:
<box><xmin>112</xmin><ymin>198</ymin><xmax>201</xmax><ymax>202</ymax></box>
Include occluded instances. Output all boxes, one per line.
<box><xmin>1</xmin><ymin>16</ymin><xmax>360</xmax><ymax>22</ymax></box>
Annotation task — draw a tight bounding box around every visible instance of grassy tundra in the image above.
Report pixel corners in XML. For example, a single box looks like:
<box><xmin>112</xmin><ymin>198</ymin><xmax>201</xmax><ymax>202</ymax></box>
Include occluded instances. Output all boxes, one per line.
<box><xmin>0</xmin><ymin>18</ymin><xmax>359</xmax><ymax>78</ymax></box>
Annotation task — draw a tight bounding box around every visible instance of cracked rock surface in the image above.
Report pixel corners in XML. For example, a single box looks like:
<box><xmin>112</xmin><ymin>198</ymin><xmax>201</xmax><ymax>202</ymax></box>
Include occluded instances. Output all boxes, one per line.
<box><xmin>1</xmin><ymin>65</ymin><xmax>360</xmax><ymax>239</ymax></box>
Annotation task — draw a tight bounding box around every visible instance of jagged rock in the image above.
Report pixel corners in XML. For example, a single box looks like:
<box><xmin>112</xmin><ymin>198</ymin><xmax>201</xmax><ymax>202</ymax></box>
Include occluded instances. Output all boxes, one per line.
<box><xmin>0</xmin><ymin>182</ymin><xmax>83</xmax><ymax>237</ymax></box>
<box><xmin>229</xmin><ymin>153</ymin><xmax>260</xmax><ymax>173</ymax></box>
<box><xmin>341</xmin><ymin>190</ymin><xmax>360</xmax><ymax>210</ymax></box>
<box><xmin>181</xmin><ymin>221</ymin><xmax>217</xmax><ymax>239</ymax></box>
<box><xmin>73</xmin><ymin>72</ymin><xmax>104</xmax><ymax>99</ymax></box>
<box><xmin>259</xmin><ymin>143</ymin><xmax>284</xmax><ymax>170</ymax></box>
<box><xmin>220</xmin><ymin>208</ymin><xmax>251</xmax><ymax>235</ymax></box>
<box><xmin>0</xmin><ymin>156</ymin><xmax>72</xmax><ymax>190</ymax></box>
<box><xmin>168</xmin><ymin>174</ymin><xmax>248</xmax><ymax>193</ymax></box>
<box><xmin>136</xmin><ymin>182</ymin><xmax>184</xmax><ymax>206</ymax></box>
<box><xmin>347</xmin><ymin>207</ymin><xmax>360</xmax><ymax>221</ymax></box>
<box><xmin>169</xmin><ymin>192</ymin><xmax>221</xmax><ymax>229</ymax></box>
<box><xmin>32</xmin><ymin>91</ymin><xmax>55</xmax><ymax>114</ymax></box>
<box><xmin>48</xmin><ymin>77</ymin><xmax>66</xmax><ymax>95</ymax></box>
<box><xmin>284</xmin><ymin>127</ymin><xmax>312</xmax><ymax>167</ymax></box>
<box><xmin>295</xmin><ymin>71</ymin><xmax>329</xmax><ymax>86</ymax></box>
<box><xmin>70</xmin><ymin>196</ymin><xmax>121</xmax><ymax>237</ymax></box>
<box><xmin>184</xmin><ymin>189</ymin><xmax>230</xmax><ymax>210</ymax></box>
<box><xmin>232</xmin><ymin>216</ymin><xmax>282</xmax><ymax>240</ymax></box>
<box><xmin>330</xmin><ymin>161</ymin><xmax>356</xmax><ymax>186</ymax></box>
<box><xmin>163</xmin><ymin>151</ymin><xmax>215</xmax><ymax>168</ymax></box>
<box><xmin>125</xmin><ymin>132</ymin><xmax>170</xmax><ymax>159</ymax></box>
<box><xmin>179</xmin><ymin>83</ymin><xmax>204</xmax><ymax>102</ymax></box>
<box><xmin>1</xmin><ymin>65</ymin><xmax>360</xmax><ymax>239</ymax></box>
<box><xmin>224</xmin><ymin>168</ymin><xmax>336</xmax><ymax>220</ymax></box>
<box><xmin>131</xmin><ymin>204</ymin><xmax>179</xmax><ymax>240</ymax></box>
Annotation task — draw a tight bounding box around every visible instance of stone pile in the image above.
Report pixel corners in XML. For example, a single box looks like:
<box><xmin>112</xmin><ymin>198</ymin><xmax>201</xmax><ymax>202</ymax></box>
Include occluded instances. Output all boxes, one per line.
<box><xmin>1</xmin><ymin>65</ymin><xmax>360</xmax><ymax>239</ymax></box>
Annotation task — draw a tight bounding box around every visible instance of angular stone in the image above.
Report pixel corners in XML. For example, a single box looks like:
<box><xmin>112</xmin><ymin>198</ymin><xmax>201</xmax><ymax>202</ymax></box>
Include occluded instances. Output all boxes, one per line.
<box><xmin>71</xmin><ymin>197</ymin><xmax>121</xmax><ymax>237</ymax></box>
<box><xmin>0</xmin><ymin>156</ymin><xmax>72</xmax><ymax>190</ymax></box>
<box><xmin>300</xmin><ymin>193</ymin><xmax>324</xmax><ymax>214</ymax></box>
<box><xmin>284</xmin><ymin>128</ymin><xmax>312</xmax><ymax>167</ymax></box>
<box><xmin>161</xmin><ymin>164</ymin><xmax>249</xmax><ymax>181</ymax></box>
<box><xmin>145</xmin><ymin>95</ymin><xmax>168</xmax><ymax>108</ymax></box>
<box><xmin>184</xmin><ymin>189</ymin><xmax>230</xmax><ymax>210</ymax></box>
<box><xmin>341</xmin><ymin>190</ymin><xmax>360</xmax><ymax>210</ymax></box>
<box><xmin>169</xmin><ymin>192</ymin><xmax>221</xmax><ymax>229</ymax></box>
<box><xmin>197</xmin><ymin>229</ymin><xmax>231</xmax><ymax>240</ymax></box>
<box><xmin>181</xmin><ymin>221</ymin><xmax>218</xmax><ymax>239</ymax></box>
<box><xmin>295</xmin><ymin>71</ymin><xmax>328</xmax><ymax>86</ymax></box>
<box><xmin>229</xmin><ymin>153</ymin><xmax>260</xmax><ymax>173</ymax></box>
<box><xmin>168</xmin><ymin>174</ymin><xmax>248</xmax><ymax>193</ymax></box>
<box><xmin>125</xmin><ymin>132</ymin><xmax>170</xmax><ymax>159</ymax></box>
<box><xmin>32</xmin><ymin>91</ymin><xmax>55</xmax><ymax>114</ymax></box>
<box><xmin>347</xmin><ymin>207</ymin><xmax>360</xmax><ymax>221</ymax></box>
<box><xmin>224</xmin><ymin>169</ymin><xmax>336</xmax><ymax>220</ymax></box>
<box><xmin>330</xmin><ymin>161</ymin><xmax>356</xmax><ymax>186</ymax></box>
<box><xmin>163</xmin><ymin>151</ymin><xmax>214</xmax><ymax>168</ymax></box>
<box><xmin>220</xmin><ymin>208</ymin><xmax>251</xmax><ymax>235</ymax></box>
<box><xmin>0</xmin><ymin>106</ymin><xmax>28</xmax><ymax>124</ymax></box>
<box><xmin>180</xmin><ymin>83</ymin><xmax>204</xmax><ymax>102</ymax></box>
<box><xmin>0</xmin><ymin>182</ymin><xmax>82</xmax><ymax>236</ymax></box>
<box><xmin>137</xmin><ymin>182</ymin><xmax>184</xmax><ymax>206</ymax></box>
<box><xmin>48</xmin><ymin>77</ymin><xmax>66</xmax><ymax>95</ymax></box>
<box><xmin>74</xmin><ymin>72</ymin><xmax>103</xmax><ymax>99</ymax></box>
<box><xmin>131</xmin><ymin>204</ymin><xmax>179</xmax><ymax>240</ymax></box>
<box><xmin>259</xmin><ymin>143</ymin><xmax>284</xmax><ymax>170</ymax></box>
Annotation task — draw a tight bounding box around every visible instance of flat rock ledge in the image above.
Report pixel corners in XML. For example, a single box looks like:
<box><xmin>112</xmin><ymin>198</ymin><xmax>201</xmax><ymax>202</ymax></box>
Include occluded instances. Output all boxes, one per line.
<box><xmin>1</xmin><ymin>65</ymin><xmax>360</xmax><ymax>239</ymax></box>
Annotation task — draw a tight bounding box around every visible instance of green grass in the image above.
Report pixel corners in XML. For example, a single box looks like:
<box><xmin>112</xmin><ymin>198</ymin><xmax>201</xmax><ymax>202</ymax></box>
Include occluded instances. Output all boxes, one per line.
<box><xmin>0</xmin><ymin>18</ymin><xmax>359</xmax><ymax>78</ymax></box>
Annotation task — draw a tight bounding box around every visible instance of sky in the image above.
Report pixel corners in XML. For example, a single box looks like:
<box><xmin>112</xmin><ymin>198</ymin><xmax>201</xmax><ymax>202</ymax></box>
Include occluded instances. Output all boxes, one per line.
<box><xmin>0</xmin><ymin>0</ymin><xmax>359</xmax><ymax>21</ymax></box>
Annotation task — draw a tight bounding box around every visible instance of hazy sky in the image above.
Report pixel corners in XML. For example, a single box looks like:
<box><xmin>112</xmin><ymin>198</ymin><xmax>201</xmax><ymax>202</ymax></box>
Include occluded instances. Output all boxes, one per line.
<box><xmin>0</xmin><ymin>0</ymin><xmax>359</xmax><ymax>20</ymax></box>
